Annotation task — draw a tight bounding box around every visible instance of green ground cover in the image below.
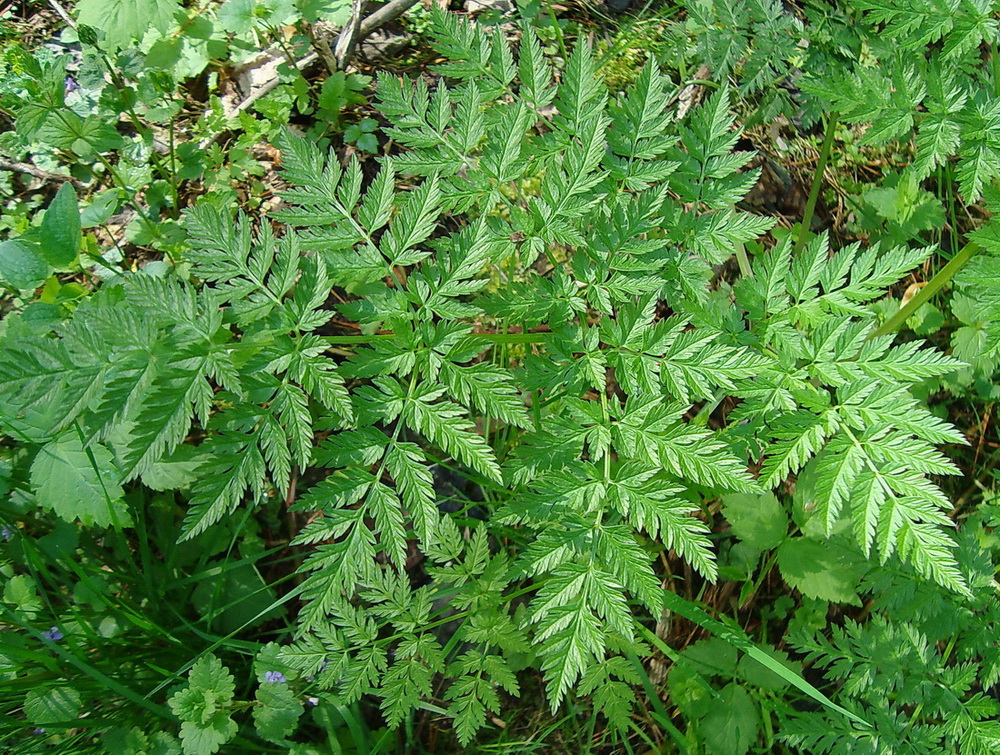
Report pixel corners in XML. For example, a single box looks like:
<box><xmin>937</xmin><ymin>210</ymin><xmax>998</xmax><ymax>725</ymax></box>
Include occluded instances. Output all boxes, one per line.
<box><xmin>1</xmin><ymin>1</ymin><xmax>999</xmax><ymax>752</ymax></box>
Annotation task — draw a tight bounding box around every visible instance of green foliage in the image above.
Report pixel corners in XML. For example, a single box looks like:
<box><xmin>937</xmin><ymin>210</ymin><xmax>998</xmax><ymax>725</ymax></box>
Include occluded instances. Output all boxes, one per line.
<box><xmin>34</xmin><ymin>183</ymin><xmax>82</xmax><ymax>268</ymax></box>
<box><xmin>782</xmin><ymin>551</ymin><xmax>1000</xmax><ymax>754</ymax></box>
<box><xmin>0</xmin><ymin>238</ymin><xmax>50</xmax><ymax>290</ymax></box>
<box><xmin>344</xmin><ymin>117</ymin><xmax>380</xmax><ymax>153</ymax></box>
<box><xmin>801</xmin><ymin>0</ymin><xmax>1000</xmax><ymax>200</ymax></box>
<box><xmin>0</xmin><ymin>0</ymin><xmax>375</xmax><ymax>280</ymax></box>
<box><xmin>666</xmin><ymin>637</ymin><xmax>800</xmax><ymax>755</ymax></box>
<box><xmin>685</xmin><ymin>0</ymin><xmax>804</xmax><ymax>119</ymax></box>
<box><xmin>853</xmin><ymin>171</ymin><xmax>946</xmax><ymax>247</ymax></box>
<box><xmin>950</xmin><ymin>186</ymin><xmax>1000</xmax><ymax>393</ymax></box>
<box><xmin>0</xmin><ymin>182</ymin><xmax>82</xmax><ymax>291</ymax></box>
<box><xmin>723</xmin><ymin>491</ymin><xmax>787</xmax><ymax>550</ymax></box>
<box><xmin>77</xmin><ymin>0</ymin><xmax>180</xmax><ymax>51</ymax></box>
<box><xmin>29</xmin><ymin>431</ymin><xmax>130</xmax><ymax>528</ymax></box>
<box><xmin>1</xmin><ymin>3</ymin><xmax>998</xmax><ymax>753</ymax></box>
<box><xmin>168</xmin><ymin>656</ymin><xmax>238</xmax><ymax>755</ymax></box>
<box><xmin>24</xmin><ymin>687</ymin><xmax>83</xmax><ymax>726</ymax></box>
<box><xmin>735</xmin><ymin>232</ymin><xmax>968</xmax><ymax>592</ymax></box>
<box><xmin>317</xmin><ymin>72</ymin><xmax>371</xmax><ymax>130</ymax></box>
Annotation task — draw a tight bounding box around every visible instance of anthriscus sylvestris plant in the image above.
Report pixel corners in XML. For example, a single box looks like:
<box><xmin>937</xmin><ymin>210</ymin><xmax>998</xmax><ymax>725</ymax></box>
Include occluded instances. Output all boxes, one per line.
<box><xmin>0</xmin><ymin>8</ymin><xmax>972</xmax><ymax>748</ymax></box>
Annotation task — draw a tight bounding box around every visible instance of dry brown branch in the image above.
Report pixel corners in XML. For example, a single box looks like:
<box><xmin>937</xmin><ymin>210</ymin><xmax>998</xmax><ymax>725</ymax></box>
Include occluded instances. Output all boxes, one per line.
<box><xmin>0</xmin><ymin>158</ymin><xmax>88</xmax><ymax>189</ymax></box>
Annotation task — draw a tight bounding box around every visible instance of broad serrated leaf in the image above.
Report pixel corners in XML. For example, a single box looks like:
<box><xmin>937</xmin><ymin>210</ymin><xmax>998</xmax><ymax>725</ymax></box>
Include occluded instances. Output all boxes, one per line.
<box><xmin>77</xmin><ymin>0</ymin><xmax>179</xmax><ymax>51</ymax></box>
<box><xmin>30</xmin><ymin>432</ymin><xmax>130</xmax><ymax>528</ymax></box>
<box><xmin>254</xmin><ymin>682</ymin><xmax>304</xmax><ymax>743</ymax></box>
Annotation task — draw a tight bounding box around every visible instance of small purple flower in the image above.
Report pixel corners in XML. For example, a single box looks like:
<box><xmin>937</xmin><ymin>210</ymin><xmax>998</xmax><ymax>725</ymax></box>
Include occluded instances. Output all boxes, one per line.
<box><xmin>305</xmin><ymin>658</ymin><xmax>329</xmax><ymax>682</ymax></box>
<box><xmin>41</xmin><ymin>627</ymin><xmax>63</xmax><ymax>642</ymax></box>
<box><xmin>0</xmin><ymin>526</ymin><xmax>12</xmax><ymax>542</ymax></box>
<box><xmin>263</xmin><ymin>671</ymin><xmax>287</xmax><ymax>684</ymax></box>
<box><xmin>306</xmin><ymin>696</ymin><xmax>320</xmax><ymax>707</ymax></box>
<box><xmin>64</xmin><ymin>76</ymin><xmax>79</xmax><ymax>95</ymax></box>
<box><xmin>33</xmin><ymin>728</ymin><xmax>45</xmax><ymax>735</ymax></box>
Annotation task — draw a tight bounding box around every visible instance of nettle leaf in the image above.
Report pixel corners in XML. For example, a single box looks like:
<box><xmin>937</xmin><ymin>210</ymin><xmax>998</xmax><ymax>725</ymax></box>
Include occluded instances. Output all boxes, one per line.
<box><xmin>30</xmin><ymin>431</ymin><xmax>131</xmax><ymax>528</ymax></box>
<box><xmin>777</xmin><ymin>536</ymin><xmax>865</xmax><ymax>605</ymax></box>
<box><xmin>723</xmin><ymin>492</ymin><xmax>789</xmax><ymax>550</ymax></box>
<box><xmin>254</xmin><ymin>681</ymin><xmax>304</xmax><ymax>743</ymax></box>
<box><xmin>167</xmin><ymin>655</ymin><xmax>238</xmax><ymax>755</ymax></box>
<box><xmin>24</xmin><ymin>687</ymin><xmax>82</xmax><ymax>726</ymax></box>
<box><xmin>77</xmin><ymin>0</ymin><xmax>179</xmax><ymax>51</ymax></box>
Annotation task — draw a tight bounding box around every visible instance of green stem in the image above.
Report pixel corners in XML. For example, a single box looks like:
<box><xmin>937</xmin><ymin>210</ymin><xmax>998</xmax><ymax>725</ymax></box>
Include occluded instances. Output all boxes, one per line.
<box><xmin>653</xmin><ymin>592</ymin><xmax>873</xmax><ymax>730</ymax></box>
<box><xmin>734</xmin><ymin>242</ymin><xmax>753</xmax><ymax>279</ymax></box>
<box><xmin>599</xmin><ymin>389</ymin><xmax>611</xmax><ymax>483</ymax></box>
<box><xmin>792</xmin><ymin>112</ymin><xmax>839</xmax><ymax>258</ymax></box>
<box><xmin>692</xmin><ymin>390</ymin><xmax>726</xmax><ymax>427</ymax></box>
<box><xmin>268</xmin><ymin>24</ymin><xmax>305</xmax><ymax>80</ymax></box>
<box><xmin>168</xmin><ymin>114</ymin><xmax>179</xmax><ymax>217</ymax></box>
<box><xmin>993</xmin><ymin>40</ymin><xmax>1000</xmax><ymax>99</ymax></box>
<box><xmin>322</xmin><ymin>331</ymin><xmax>550</xmax><ymax>346</ymax></box>
<box><xmin>547</xmin><ymin>2</ymin><xmax>567</xmax><ymax>61</ymax></box>
<box><xmin>871</xmin><ymin>240</ymin><xmax>980</xmax><ymax>339</ymax></box>
<box><xmin>90</xmin><ymin>154</ymin><xmax>157</xmax><ymax>224</ymax></box>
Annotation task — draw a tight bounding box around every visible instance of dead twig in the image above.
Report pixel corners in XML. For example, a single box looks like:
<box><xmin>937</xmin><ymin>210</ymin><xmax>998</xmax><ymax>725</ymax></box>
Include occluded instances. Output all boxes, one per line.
<box><xmin>329</xmin><ymin>0</ymin><xmax>422</xmax><ymax>70</ymax></box>
<box><xmin>359</xmin><ymin>0</ymin><xmax>421</xmax><ymax>40</ymax></box>
<box><xmin>0</xmin><ymin>157</ymin><xmax>88</xmax><ymax>189</ymax></box>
